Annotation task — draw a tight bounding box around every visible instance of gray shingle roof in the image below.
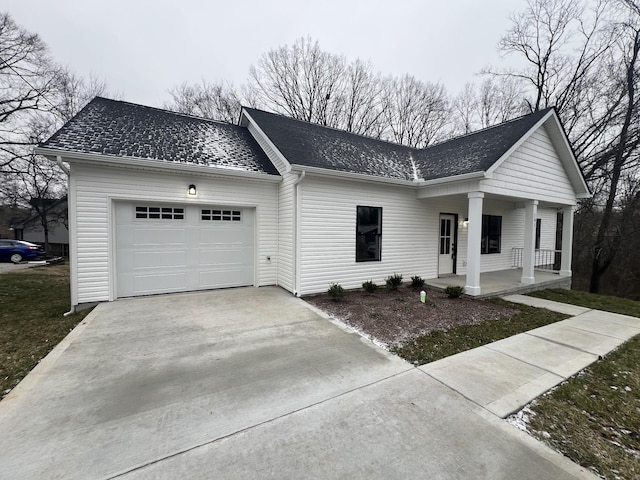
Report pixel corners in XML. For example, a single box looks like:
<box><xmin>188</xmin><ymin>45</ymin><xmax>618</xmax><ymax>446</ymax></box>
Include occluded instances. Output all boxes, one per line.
<box><xmin>41</xmin><ymin>97</ymin><xmax>279</xmax><ymax>175</ymax></box>
<box><xmin>245</xmin><ymin>107</ymin><xmax>554</xmax><ymax>181</ymax></box>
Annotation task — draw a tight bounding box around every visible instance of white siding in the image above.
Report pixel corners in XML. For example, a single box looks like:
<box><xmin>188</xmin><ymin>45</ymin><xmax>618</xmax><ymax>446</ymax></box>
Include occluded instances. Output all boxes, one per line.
<box><xmin>69</xmin><ymin>163</ymin><xmax>278</xmax><ymax>305</ymax></box>
<box><xmin>537</xmin><ymin>208</ymin><xmax>558</xmax><ymax>251</ymax></box>
<box><xmin>297</xmin><ymin>177</ymin><xmax>440</xmax><ymax>295</ymax></box>
<box><xmin>483</xmin><ymin>126</ymin><xmax>577</xmax><ymax>205</ymax></box>
<box><xmin>296</xmin><ymin>177</ymin><xmax>561</xmax><ymax>295</ymax></box>
<box><xmin>277</xmin><ymin>173</ymin><xmax>297</xmax><ymax>292</ymax></box>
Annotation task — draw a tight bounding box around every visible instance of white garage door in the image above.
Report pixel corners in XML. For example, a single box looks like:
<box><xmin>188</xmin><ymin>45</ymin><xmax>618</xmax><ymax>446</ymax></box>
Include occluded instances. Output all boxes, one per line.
<box><xmin>115</xmin><ymin>202</ymin><xmax>255</xmax><ymax>298</ymax></box>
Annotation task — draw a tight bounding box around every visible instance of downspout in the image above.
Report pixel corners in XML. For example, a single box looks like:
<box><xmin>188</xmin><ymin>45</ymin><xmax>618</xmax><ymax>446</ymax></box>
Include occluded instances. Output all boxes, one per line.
<box><xmin>292</xmin><ymin>171</ymin><xmax>306</xmax><ymax>296</ymax></box>
<box><xmin>56</xmin><ymin>156</ymin><xmax>76</xmax><ymax>317</ymax></box>
<box><xmin>55</xmin><ymin>155</ymin><xmax>70</xmax><ymax>176</ymax></box>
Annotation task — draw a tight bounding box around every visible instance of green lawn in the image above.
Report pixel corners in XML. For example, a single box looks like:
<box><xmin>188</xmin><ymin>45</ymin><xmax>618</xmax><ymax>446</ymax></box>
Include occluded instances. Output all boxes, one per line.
<box><xmin>528</xmin><ymin>288</ymin><xmax>640</xmax><ymax>318</ymax></box>
<box><xmin>392</xmin><ymin>299</ymin><xmax>569</xmax><ymax>364</ymax></box>
<box><xmin>526</xmin><ymin>334</ymin><xmax>640</xmax><ymax>480</ymax></box>
<box><xmin>523</xmin><ymin>288</ymin><xmax>640</xmax><ymax>479</ymax></box>
<box><xmin>0</xmin><ymin>264</ymin><xmax>91</xmax><ymax>398</ymax></box>
<box><xmin>393</xmin><ymin>288</ymin><xmax>640</xmax><ymax>479</ymax></box>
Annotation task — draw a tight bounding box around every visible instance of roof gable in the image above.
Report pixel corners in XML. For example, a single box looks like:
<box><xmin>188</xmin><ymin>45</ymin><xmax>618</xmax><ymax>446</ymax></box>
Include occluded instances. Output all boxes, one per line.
<box><xmin>40</xmin><ymin>97</ymin><xmax>279</xmax><ymax>175</ymax></box>
<box><xmin>243</xmin><ymin>107</ymin><xmax>558</xmax><ymax>183</ymax></box>
<box><xmin>414</xmin><ymin>109</ymin><xmax>553</xmax><ymax>180</ymax></box>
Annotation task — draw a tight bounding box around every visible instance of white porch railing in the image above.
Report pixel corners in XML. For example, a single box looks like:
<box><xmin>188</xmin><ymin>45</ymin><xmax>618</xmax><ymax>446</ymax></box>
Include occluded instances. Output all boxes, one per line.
<box><xmin>512</xmin><ymin>248</ymin><xmax>561</xmax><ymax>271</ymax></box>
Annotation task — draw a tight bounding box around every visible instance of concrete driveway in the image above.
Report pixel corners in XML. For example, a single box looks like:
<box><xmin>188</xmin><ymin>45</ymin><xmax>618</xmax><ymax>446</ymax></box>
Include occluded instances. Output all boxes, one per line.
<box><xmin>0</xmin><ymin>287</ymin><xmax>595</xmax><ymax>479</ymax></box>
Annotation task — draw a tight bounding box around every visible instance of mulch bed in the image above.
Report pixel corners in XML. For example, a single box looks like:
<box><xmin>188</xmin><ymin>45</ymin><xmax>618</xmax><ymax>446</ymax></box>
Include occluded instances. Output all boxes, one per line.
<box><xmin>304</xmin><ymin>286</ymin><xmax>518</xmax><ymax>348</ymax></box>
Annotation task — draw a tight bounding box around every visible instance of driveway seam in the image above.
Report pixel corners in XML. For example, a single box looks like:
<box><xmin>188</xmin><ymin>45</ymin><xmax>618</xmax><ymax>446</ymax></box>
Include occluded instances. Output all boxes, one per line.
<box><xmin>104</xmin><ymin>367</ymin><xmax>414</xmax><ymax>480</ymax></box>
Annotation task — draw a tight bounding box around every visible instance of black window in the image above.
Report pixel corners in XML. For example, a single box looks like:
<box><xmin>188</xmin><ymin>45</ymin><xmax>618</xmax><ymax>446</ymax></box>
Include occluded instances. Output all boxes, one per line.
<box><xmin>481</xmin><ymin>215</ymin><xmax>502</xmax><ymax>254</ymax></box>
<box><xmin>135</xmin><ymin>206</ymin><xmax>184</xmax><ymax>220</ymax></box>
<box><xmin>356</xmin><ymin>206</ymin><xmax>382</xmax><ymax>262</ymax></box>
<box><xmin>535</xmin><ymin>218</ymin><xmax>541</xmax><ymax>250</ymax></box>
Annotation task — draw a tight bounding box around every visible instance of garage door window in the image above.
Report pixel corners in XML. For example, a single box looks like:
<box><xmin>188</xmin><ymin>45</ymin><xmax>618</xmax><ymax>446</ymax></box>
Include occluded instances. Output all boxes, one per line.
<box><xmin>135</xmin><ymin>206</ymin><xmax>184</xmax><ymax>220</ymax></box>
<box><xmin>201</xmin><ymin>209</ymin><xmax>241</xmax><ymax>221</ymax></box>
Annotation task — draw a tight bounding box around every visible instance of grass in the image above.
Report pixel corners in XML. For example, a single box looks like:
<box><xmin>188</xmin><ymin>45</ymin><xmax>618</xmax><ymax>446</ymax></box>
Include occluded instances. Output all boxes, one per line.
<box><xmin>526</xmin><ymin>334</ymin><xmax>640</xmax><ymax>480</ymax></box>
<box><xmin>0</xmin><ymin>264</ymin><xmax>91</xmax><ymax>398</ymax></box>
<box><xmin>521</xmin><ymin>288</ymin><xmax>640</xmax><ymax>480</ymax></box>
<box><xmin>528</xmin><ymin>288</ymin><xmax>640</xmax><ymax>318</ymax></box>
<box><xmin>392</xmin><ymin>299</ymin><xmax>569</xmax><ymax>364</ymax></box>
<box><xmin>394</xmin><ymin>287</ymin><xmax>640</xmax><ymax>478</ymax></box>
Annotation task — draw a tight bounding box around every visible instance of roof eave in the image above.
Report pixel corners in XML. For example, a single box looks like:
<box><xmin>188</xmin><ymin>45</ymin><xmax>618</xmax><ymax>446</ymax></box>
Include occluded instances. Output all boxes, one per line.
<box><xmin>35</xmin><ymin>147</ymin><xmax>282</xmax><ymax>182</ymax></box>
<box><xmin>289</xmin><ymin>164</ymin><xmax>418</xmax><ymax>186</ymax></box>
<box><xmin>418</xmin><ymin>171</ymin><xmax>486</xmax><ymax>186</ymax></box>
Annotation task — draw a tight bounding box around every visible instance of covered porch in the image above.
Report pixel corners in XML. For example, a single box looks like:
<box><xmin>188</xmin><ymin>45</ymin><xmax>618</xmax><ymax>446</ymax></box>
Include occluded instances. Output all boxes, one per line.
<box><xmin>426</xmin><ymin>268</ymin><xmax>571</xmax><ymax>298</ymax></box>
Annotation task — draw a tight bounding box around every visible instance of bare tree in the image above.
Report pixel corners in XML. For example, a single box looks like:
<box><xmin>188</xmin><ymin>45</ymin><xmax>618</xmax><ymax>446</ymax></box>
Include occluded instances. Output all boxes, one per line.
<box><xmin>452</xmin><ymin>77</ymin><xmax>527</xmax><ymax>134</ymax></box>
<box><xmin>0</xmin><ymin>13</ymin><xmax>112</xmax><ymax>253</ymax></box>
<box><xmin>325</xmin><ymin>59</ymin><xmax>386</xmax><ymax>137</ymax></box>
<box><xmin>495</xmin><ymin>0</ymin><xmax>584</xmax><ymax>112</ymax></box>
<box><xmin>589</xmin><ymin>0</ymin><xmax>640</xmax><ymax>293</ymax></box>
<box><xmin>53</xmin><ymin>69</ymin><xmax>109</xmax><ymax>123</ymax></box>
<box><xmin>246</xmin><ymin>37</ymin><xmax>347</xmax><ymax>126</ymax></box>
<box><xmin>5</xmin><ymin>152</ymin><xmax>66</xmax><ymax>253</ymax></box>
<box><xmin>381</xmin><ymin>75</ymin><xmax>451</xmax><ymax>148</ymax></box>
<box><xmin>0</xmin><ymin>12</ymin><xmax>60</xmax><ymax>169</ymax></box>
<box><xmin>164</xmin><ymin>80</ymin><xmax>241</xmax><ymax>123</ymax></box>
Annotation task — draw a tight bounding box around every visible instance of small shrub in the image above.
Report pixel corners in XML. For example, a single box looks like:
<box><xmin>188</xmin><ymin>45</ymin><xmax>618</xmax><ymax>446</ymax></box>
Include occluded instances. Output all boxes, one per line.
<box><xmin>385</xmin><ymin>273</ymin><xmax>403</xmax><ymax>290</ymax></box>
<box><xmin>328</xmin><ymin>283</ymin><xmax>345</xmax><ymax>301</ymax></box>
<box><xmin>362</xmin><ymin>280</ymin><xmax>378</xmax><ymax>293</ymax></box>
<box><xmin>444</xmin><ymin>285</ymin><xmax>465</xmax><ymax>298</ymax></box>
<box><xmin>411</xmin><ymin>275</ymin><xmax>425</xmax><ymax>289</ymax></box>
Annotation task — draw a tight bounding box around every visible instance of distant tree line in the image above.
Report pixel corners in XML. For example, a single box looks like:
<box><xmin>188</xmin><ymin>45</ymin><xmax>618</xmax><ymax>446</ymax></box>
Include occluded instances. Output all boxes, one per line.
<box><xmin>2</xmin><ymin>1</ymin><xmax>638</xmax><ymax>298</ymax></box>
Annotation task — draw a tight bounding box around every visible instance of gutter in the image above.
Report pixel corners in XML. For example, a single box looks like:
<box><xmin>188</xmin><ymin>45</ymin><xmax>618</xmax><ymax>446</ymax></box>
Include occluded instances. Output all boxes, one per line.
<box><xmin>292</xmin><ymin>171</ymin><xmax>306</xmax><ymax>296</ymax></box>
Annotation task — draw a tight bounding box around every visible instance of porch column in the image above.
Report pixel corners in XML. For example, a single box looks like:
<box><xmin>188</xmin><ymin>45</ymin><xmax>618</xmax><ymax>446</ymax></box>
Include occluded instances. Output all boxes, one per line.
<box><xmin>560</xmin><ymin>206</ymin><xmax>575</xmax><ymax>277</ymax></box>
<box><xmin>465</xmin><ymin>192</ymin><xmax>484</xmax><ymax>296</ymax></box>
<box><xmin>521</xmin><ymin>200</ymin><xmax>538</xmax><ymax>285</ymax></box>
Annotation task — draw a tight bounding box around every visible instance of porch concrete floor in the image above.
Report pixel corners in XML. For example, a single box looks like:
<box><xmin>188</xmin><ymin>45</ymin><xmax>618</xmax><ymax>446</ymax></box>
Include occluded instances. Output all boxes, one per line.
<box><xmin>426</xmin><ymin>268</ymin><xmax>569</xmax><ymax>298</ymax></box>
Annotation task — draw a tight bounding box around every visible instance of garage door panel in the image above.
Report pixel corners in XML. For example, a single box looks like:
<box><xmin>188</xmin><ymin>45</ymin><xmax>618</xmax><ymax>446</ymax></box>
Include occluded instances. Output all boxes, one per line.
<box><xmin>134</xmin><ymin>250</ymin><xmax>187</xmax><ymax>268</ymax></box>
<box><xmin>198</xmin><ymin>248</ymin><xmax>252</xmax><ymax>266</ymax></box>
<box><xmin>116</xmin><ymin>203</ymin><xmax>255</xmax><ymax>298</ymax></box>
<box><xmin>199</xmin><ymin>228</ymin><xmax>252</xmax><ymax>245</ymax></box>
<box><xmin>199</xmin><ymin>269</ymin><xmax>252</xmax><ymax>288</ymax></box>
<box><xmin>134</xmin><ymin>272</ymin><xmax>187</xmax><ymax>294</ymax></box>
<box><xmin>134</xmin><ymin>228</ymin><xmax>187</xmax><ymax>245</ymax></box>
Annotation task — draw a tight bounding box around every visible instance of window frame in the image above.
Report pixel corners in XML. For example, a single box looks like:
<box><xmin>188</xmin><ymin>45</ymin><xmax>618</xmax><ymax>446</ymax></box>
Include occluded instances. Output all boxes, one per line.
<box><xmin>356</xmin><ymin>206</ymin><xmax>382</xmax><ymax>262</ymax></box>
<box><xmin>201</xmin><ymin>208</ymin><xmax>242</xmax><ymax>222</ymax></box>
<box><xmin>481</xmin><ymin>214</ymin><xmax>502</xmax><ymax>254</ymax></box>
<box><xmin>535</xmin><ymin>218</ymin><xmax>542</xmax><ymax>250</ymax></box>
<box><xmin>135</xmin><ymin>206</ymin><xmax>185</xmax><ymax>220</ymax></box>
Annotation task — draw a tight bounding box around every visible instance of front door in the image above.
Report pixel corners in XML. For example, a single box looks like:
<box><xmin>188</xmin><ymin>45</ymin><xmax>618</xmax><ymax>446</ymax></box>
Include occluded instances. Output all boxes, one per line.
<box><xmin>438</xmin><ymin>214</ymin><xmax>456</xmax><ymax>276</ymax></box>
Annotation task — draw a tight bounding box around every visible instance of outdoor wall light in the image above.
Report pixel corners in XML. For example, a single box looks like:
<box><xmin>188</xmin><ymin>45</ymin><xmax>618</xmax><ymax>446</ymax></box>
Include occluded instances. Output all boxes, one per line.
<box><xmin>463</xmin><ymin>217</ymin><xmax>469</xmax><ymax>226</ymax></box>
<box><xmin>188</xmin><ymin>184</ymin><xmax>197</xmax><ymax>196</ymax></box>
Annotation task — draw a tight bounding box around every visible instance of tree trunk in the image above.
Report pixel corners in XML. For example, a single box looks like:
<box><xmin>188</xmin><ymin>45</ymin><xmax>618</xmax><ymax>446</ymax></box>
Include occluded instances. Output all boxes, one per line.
<box><xmin>589</xmin><ymin>29</ymin><xmax>639</xmax><ymax>293</ymax></box>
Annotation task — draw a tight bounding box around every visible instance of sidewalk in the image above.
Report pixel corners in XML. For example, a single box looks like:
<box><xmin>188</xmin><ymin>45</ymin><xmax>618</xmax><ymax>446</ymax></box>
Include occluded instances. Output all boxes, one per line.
<box><xmin>420</xmin><ymin>294</ymin><xmax>640</xmax><ymax>418</ymax></box>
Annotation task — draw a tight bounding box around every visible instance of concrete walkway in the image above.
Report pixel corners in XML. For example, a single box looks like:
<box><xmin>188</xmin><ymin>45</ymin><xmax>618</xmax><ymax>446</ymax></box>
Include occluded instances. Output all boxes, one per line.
<box><xmin>422</xmin><ymin>294</ymin><xmax>640</xmax><ymax>418</ymax></box>
<box><xmin>0</xmin><ymin>287</ymin><xmax>601</xmax><ymax>480</ymax></box>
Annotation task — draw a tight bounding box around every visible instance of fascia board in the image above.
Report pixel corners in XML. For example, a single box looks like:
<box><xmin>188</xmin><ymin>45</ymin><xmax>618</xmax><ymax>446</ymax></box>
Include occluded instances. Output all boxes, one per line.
<box><xmin>35</xmin><ymin>147</ymin><xmax>282</xmax><ymax>183</ymax></box>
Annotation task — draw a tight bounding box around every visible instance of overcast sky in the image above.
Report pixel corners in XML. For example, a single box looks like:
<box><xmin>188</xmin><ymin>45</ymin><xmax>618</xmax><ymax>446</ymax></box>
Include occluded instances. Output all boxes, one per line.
<box><xmin>6</xmin><ymin>0</ymin><xmax>527</xmax><ymax>109</ymax></box>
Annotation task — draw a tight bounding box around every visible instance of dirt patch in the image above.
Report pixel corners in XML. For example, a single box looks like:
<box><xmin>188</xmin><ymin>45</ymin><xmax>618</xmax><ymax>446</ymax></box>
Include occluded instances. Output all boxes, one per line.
<box><xmin>304</xmin><ymin>286</ymin><xmax>518</xmax><ymax>348</ymax></box>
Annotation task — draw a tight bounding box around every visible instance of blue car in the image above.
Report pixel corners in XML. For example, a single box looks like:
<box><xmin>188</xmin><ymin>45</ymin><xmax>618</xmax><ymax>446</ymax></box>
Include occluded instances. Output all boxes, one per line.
<box><xmin>0</xmin><ymin>240</ymin><xmax>45</xmax><ymax>263</ymax></box>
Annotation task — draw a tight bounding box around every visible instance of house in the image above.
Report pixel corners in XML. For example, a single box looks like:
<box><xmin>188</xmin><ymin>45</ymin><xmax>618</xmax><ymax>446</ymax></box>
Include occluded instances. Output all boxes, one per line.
<box><xmin>35</xmin><ymin>97</ymin><xmax>590</xmax><ymax>308</ymax></box>
<box><xmin>11</xmin><ymin>197</ymin><xmax>70</xmax><ymax>256</ymax></box>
